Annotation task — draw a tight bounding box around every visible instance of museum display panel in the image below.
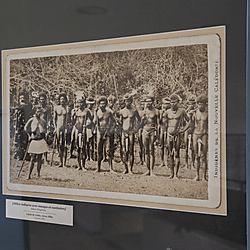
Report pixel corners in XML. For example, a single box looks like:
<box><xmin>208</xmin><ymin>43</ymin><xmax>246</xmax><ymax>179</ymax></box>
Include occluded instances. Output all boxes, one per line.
<box><xmin>0</xmin><ymin>0</ymin><xmax>247</xmax><ymax>249</ymax></box>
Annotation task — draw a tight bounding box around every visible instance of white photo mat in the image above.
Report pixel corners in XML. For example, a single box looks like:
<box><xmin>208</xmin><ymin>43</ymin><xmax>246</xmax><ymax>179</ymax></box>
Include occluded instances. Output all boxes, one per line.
<box><xmin>2</xmin><ymin>26</ymin><xmax>226</xmax><ymax>215</ymax></box>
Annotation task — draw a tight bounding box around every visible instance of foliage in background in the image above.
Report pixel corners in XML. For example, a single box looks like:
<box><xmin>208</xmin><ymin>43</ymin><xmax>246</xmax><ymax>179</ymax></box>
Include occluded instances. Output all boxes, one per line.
<box><xmin>10</xmin><ymin>44</ymin><xmax>208</xmax><ymax>107</ymax></box>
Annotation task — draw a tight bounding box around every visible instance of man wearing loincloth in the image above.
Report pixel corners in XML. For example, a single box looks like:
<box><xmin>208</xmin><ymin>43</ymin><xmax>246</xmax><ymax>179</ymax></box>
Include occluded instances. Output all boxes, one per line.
<box><xmin>138</xmin><ymin>98</ymin><xmax>146</xmax><ymax>165</ymax></box>
<box><xmin>39</xmin><ymin>92</ymin><xmax>52</xmax><ymax>125</ymax></box>
<box><xmin>86</xmin><ymin>97</ymin><xmax>97</xmax><ymax>161</ymax></box>
<box><xmin>73</xmin><ymin>97</ymin><xmax>92</xmax><ymax>170</ymax></box>
<box><xmin>24</xmin><ymin>105</ymin><xmax>48</xmax><ymax>179</ymax></box>
<box><xmin>54</xmin><ymin>93</ymin><xmax>69</xmax><ymax>168</ymax></box>
<box><xmin>108</xmin><ymin>95</ymin><xmax>123</xmax><ymax>164</ymax></box>
<box><xmin>101</xmin><ymin>94</ymin><xmax>117</xmax><ymax>162</ymax></box>
<box><xmin>184</xmin><ymin>96</ymin><xmax>196</xmax><ymax>169</ymax></box>
<box><xmin>159</xmin><ymin>97</ymin><xmax>171</xmax><ymax>168</ymax></box>
<box><xmin>120</xmin><ymin>94</ymin><xmax>141</xmax><ymax>174</ymax></box>
<box><xmin>193</xmin><ymin>95</ymin><xmax>208</xmax><ymax>181</ymax></box>
<box><xmin>93</xmin><ymin>96</ymin><xmax>116</xmax><ymax>173</ymax></box>
<box><xmin>38</xmin><ymin>92</ymin><xmax>52</xmax><ymax>163</ymax></box>
<box><xmin>141</xmin><ymin>95</ymin><xmax>159</xmax><ymax>176</ymax></box>
<box><xmin>69</xmin><ymin>95</ymin><xmax>80</xmax><ymax>159</ymax></box>
<box><xmin>166</xmin><ymin>94</ymin><xmax>190</xmax><ymax>179</ymax></box>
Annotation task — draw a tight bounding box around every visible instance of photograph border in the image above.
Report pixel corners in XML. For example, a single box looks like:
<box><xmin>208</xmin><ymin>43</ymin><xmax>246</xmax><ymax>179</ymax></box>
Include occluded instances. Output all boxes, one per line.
<box><xmin>2</xmin><ymin>26</ymin><xmax>226</xmax><ymax>215</ymax></box>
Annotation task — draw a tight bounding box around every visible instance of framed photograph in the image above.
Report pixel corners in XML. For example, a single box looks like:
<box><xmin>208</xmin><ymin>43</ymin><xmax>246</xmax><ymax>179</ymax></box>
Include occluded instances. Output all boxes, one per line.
<box><xmin>2</xmin><ymin>26</ymin><xmax>226</xmax><ymax>215</ymax></box>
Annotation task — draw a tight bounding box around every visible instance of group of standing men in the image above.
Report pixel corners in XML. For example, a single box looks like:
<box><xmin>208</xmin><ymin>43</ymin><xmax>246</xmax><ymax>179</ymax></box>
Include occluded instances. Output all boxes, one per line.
<box><xmin>13</xmin><ymin>89</ymin><xmax>208</xmax><ymax>181</ymax></box>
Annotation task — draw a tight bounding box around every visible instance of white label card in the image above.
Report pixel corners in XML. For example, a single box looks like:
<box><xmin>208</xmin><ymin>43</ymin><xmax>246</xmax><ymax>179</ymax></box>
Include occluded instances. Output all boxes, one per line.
<box><xmin>6</xmin><ymin>199</ymin><xmax>73</xmax><ymax>226</ymax></box>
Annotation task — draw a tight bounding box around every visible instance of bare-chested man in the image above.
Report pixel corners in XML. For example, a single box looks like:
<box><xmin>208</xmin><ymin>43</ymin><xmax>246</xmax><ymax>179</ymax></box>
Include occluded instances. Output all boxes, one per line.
<box><xmin>31</xmin><ymin>92</ymin><xmax>38</xmax><ymax>114</ymax></box>
<box><xmin>138</xmin><ymin>99</ymin><xmax>146</xmax><ymax>165</ymax></box>
<box><xmin>73</xmin><ymin>97</ymin><xmax>92</xmax><ymax>170</ymax></box>
<box><xmin>141</xmin><ymin>95</ymin><xmax>159</xmax><ymax>176</ymax></box>
<box><xmin>193</xmin><ymin>95</ymin><xmax>208</xmax><ymax>181</ymax></box>
<box><xmin>102</xmin><ymin>94</ymin><xmax>117</xmax><ymax>162</ymax></box>
<box><xmin>120</xmin><ymin>94</ymin><xmax>141</xmax><ymax>174</ymax></box>
<box><xmin>184</xmin><ymin>96</ymin><xmax>196</xmax><ymax>169</ymax></box>
<box><xmin>93</xmin><ymin>96</ymin><xmax>116</xmax><ymax>173</ymax></box>
<box><xmin>166</xmin><ymin>94</ymin><xmax>189</xmax><ymax>179</ymax></box>
<box><xmin>54</xmin><ymin>93</ymin><xmax>68</xmax><ymax>168</ymax></box>
<box><xmin>159</xmin><ymin>97</ymin><xmax>171</xmax><ymax>168</ymax></box>
<box><xmin>107</xmin><ymin>94</ymin><xmax>124</xmax><ymax>164</ymax></box>
<box><xmin>107</xmin><ymin>95</ymin><xmax>116</xmax><ymax>111</ymax></box>
<box><xmin>39</xmin><ymin>92</ymin><xmax>52</xmax><ymax>163</ymax></box>
<box><xmin>86</xmin><ymin>97</ymin><xmax>96</xmax><ymax>161</ymax></box>
<box><xmin>39</xmin><ymin>93</ymin><xmax>52</xmax><ymax>125</ymax></box>
<box><xmin>69</xmin><ymin>98</ymin><xmax>79</xmax><ymax>159</ymax></box>
<box><xmin>69</xmin><ymin>91</ymin><xmax>85</xmax><ymax>159</ymax></box>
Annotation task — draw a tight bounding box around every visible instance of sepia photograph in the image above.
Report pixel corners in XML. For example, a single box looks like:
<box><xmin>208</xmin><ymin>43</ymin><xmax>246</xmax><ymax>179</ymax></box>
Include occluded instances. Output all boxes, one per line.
<box><xmin>2</xmin><ymin>27</ymin><xmax>226</xmax><ymax>214</ymax></box>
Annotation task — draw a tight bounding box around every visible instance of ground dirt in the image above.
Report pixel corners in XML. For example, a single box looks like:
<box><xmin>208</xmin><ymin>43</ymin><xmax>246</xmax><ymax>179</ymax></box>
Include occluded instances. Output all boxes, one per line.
<box><xmin>9</xmin><ymin>144</ymin><xmax>208</xmax><ymax>200</ymax></box>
